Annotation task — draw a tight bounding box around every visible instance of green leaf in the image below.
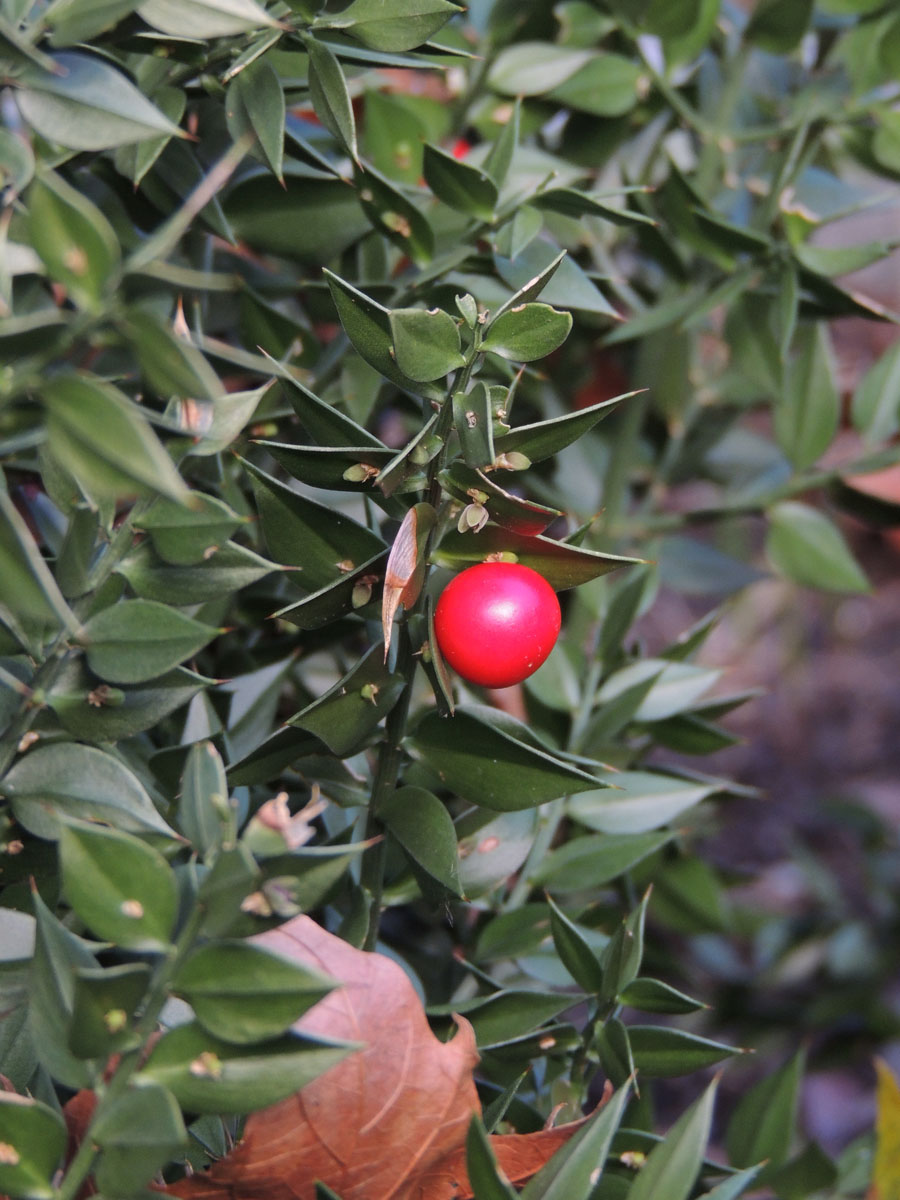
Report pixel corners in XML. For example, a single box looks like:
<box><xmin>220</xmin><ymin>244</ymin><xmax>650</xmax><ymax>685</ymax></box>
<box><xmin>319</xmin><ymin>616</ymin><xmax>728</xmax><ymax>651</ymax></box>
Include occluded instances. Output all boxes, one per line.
<box><xmin>568</xmin><ymin>772</ymin><xmax>717</xmax><ymax>835</ymax></box>
<box><xmin>260</xmin><ymin>443</ymin><xmax>395</xmax><ymax>495</ymax></box>
<box><xmin>173</xmin><ymin>941</ymin><xmax>334</xmax><ymax>1044</ymax></box>
<box><xmin>117</xmin><ymin>540</ymin><xmax>279</xmax><ymax>604</ymax></box>
<box><xmin>531</xmin><ymin>831</ymin><xmax>673</xmax><ymax>892</ymax></box>
<box><xmin>324</xmin><ymin>269</ymin><xmax>439</xmax><ymax>396</ymax></box>
<box><xmin>92</xmin><ymin>1081</ymin><xmax>187</xmax><ymax>1197</ymax></box>
<box><xmin>139</xmin><ymin>1021</ymin><xmax>352</xmax><ymax>1114</ymax></box>
<box><xmin>744</xmin><ymin>0</ymin><xmax>814</xmax><ymax>52</ymax></box>
<box><xmin>440</xmin><ymin>462</ymin><xmax>562</xmax><ymax>535</ymax></box>
<box><xmin>852</xmin><ymin>339</ymin><xmax>900</xmax><ymax>443</ymax></box>
<box><xmin>125</xmin><ymin>310</ymin><xmax>223</xmax><ymax>403</ymax></box>
<box><xmin>774</xmin><ymin>324</ymin><xmax>840</xmax><ymax>470</ymax></box>
<box><xmin>42</xmin><ymin>372</ymin><xmax>190</xmax><ymax>505</ymax></box>
<box><xmin>520</xmin><ymin>1084</ymin><xmax>631</xmax><ymax>1200</ymax></box>
<box><xmin>726</xmin><ymin>1049</ymin><xmax>805</xmax><ymax>1180</ymax></box>
<box><xmin>305</xmin><ymin>36</ymin><xmax>358</xmax><ymax>164</ymax></box>
<box><xmin>626</xmin><ymin>1079</ymin><xmax>718</xmax><ymax>1200</ymax></box>
<box><xmin>82</xmin><ymin>599</ymin><xmax>218</xmax><ymax>685</ymax></box>
<box><xmin>69</xmin><ymin>962</ymin><xmax>151</xmax><ymax>1058</ymax></box>
<box><xmin>15</xmin><ymin>51</ymin><xmax>184</xmax><ymax>151</ymax></box>
<box><xmin>628</xmin><ymin>1026</ymin><xmax>742</xmax><ymax>1078</ymax></box>
<box><xmin>178</xmin><ymin>740</ymin><xmax>230</xmax><ymax>859</ymax></box>
<box><xmin>138</xmin><ymin>0</ymin><xmax>277</xmax><ymax>37</ymax></box>
<box><xmin>697</xmin><ymin>1165</ymin><xmax>764</xmax><ymax>1199</ymax></box>
<box><xmin>0</xmin><ymin>126</ymin><xmax>34</xmax><ymax>195</ymax></box>
<box><xmin>445</xmin><ymin>990</ymin><xmax>578</xmax><ymax>1048</ymax></box>
<box><xmin>493</xmin><ymin>391</ymin><xmax>636</xmax><ymax>464</ymax></box>
<box><xmin>596</xmin><ymin>893</ymin><xmax>647</xmax><ymax>1010</ymax></box>
<box><xmin>355</xmin><ymin>164</ymin><xmax>434</xmax><ymax>265</ymax></box>
<box><xmin>432</xmin><ymin>527</ymin><xmax>639</xmax><ymax>591</ymax></box>
<box><xmin>243</xmin><ymin>458</ymin><xmax>385</xmax><ymax>591</ymax></box>
<box><xmin>2</xmin><ymin>742</ymin><xmax>176</xmax><ymax>839</ymax></box>
<box><xmin>488</xmin><ymin>43</ymin><xmax>594</xmax><ymax>95</ymax></box>
<box><xmin>0</xmin><ymin>1095</ymin><xmax>66</xmax><ymax>1200</ymax></box>
<box><xmin>0</xmin><ymin>490</ymin><xmax>78</xmax><ymax>635</ymax></box>
<box><xmin>465</xmin><ymin>1115</ymin><xmax>519</xmax><ymax>1200</ymax></box>
<box><xmin>228</xmin><ymin>57</ymin><xmax>286</xmax><ymax>180</ymax></box>
<box><xmin>481</xmin><ymin>303</ymin><xmax>572</xmax><ymax>362</ymax></box>
<box><xmin>423</xmin><ymin>142</ymin><xmax>498</xmax><ymax>221</ymax></box>
<box><xmin>452</xmin><ymin>382</ymin><xmax>496</xmax><ymax>470</ymax></box>
<box><xmin>315</xmin><ymin>0</ymin><xmax>463</xmax><ymax>52</ymax></box>
<box><xmin>530</xmin><ymin>187</ymin><xmax>655</xmax><ymax>228</ymax></box>
<box><xmin>27</xmin><ymin>170</ymin><xmax>119</xmax><ymax>312</ymax></box>
<box><xmin>410</xmin><ymin>707</ymin><xmax>603</xmax><ymax>810</ymax></box>
<box><xmin>28</xmin><ymin>893</ymin><xmax>99</xmax><ymax>1089</ymax></box>
<box><xmin>45</xmin><ymin>0</ymin><xmax>140</xmax><ymax>45</ymax></box>
<box><xmin>490</xmin><ymin>250</ymin><xmax>566</xmax><ymax>322</ymax></box>
<box><xmin>59</xmin><ymin>820</ymin><xmax>178</xmax><ymax>950</ymax></box>
<box><xmin>275</xmin><ymin>366</ymin><xmax>386</xmax><ymax>449</ymax></box>
<box><xmin>135</xmin><ymin>494</ymin><xmax>245</xmax><ymax>566</ymax></box>
<box><xmin>482</xmin><ymin>98</ymin><xmax>519</xmax><ymax>188</ymax></box>
<box><xmin>548</xmin><ymin>53</ymin><xmax>642</xmax><ymax>117</ymax></box>
<box><xmin>545</xmin><ymin>894</ymin><xmax>604</xmax><ymax>993</ymax></box>
<box><xmin>619</xmin><ymin>977</ymin><xmax>706</xmax><ymax>1015</ymax></box>
<box><xmin>389</xmin><ymin>307</ymin><xmax>465</xmax><ymax>382</ymax></box>
<box><xmin>274</xmin><ymin>548</ymin><xmax>389</xmax><ymax>630</ymax></box>
<box><xmin>768</xmin><ymin>1141</ymin><xmax>837</xmax><ymax>1199</ymax></box>
<box><xmin>596</xmin><ymin>659</ymin><xmax>720</xmax><ymax>722</ymax></box>
<box><xmin>289</xmin><ymin>644</ymin><xmax>405</xmax><ymax>756</ymax></box>
<box><xmin>766</xmin><ymin>501</ymin><xmax>869</xmax><ymax>593</ymax></box>
<box><xmin>380</xmin><ymin>785</ymin><xmax>463</xmax><ymax>897</ymax></box>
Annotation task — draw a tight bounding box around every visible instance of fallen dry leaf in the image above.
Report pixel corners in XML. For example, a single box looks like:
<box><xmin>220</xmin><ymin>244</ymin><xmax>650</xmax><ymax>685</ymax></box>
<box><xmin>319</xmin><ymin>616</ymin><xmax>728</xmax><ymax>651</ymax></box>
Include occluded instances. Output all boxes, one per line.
<box><xmin>162</xmin><ymin>915</ymin><xmax>589</xmax><ymax>1200</ymax></box>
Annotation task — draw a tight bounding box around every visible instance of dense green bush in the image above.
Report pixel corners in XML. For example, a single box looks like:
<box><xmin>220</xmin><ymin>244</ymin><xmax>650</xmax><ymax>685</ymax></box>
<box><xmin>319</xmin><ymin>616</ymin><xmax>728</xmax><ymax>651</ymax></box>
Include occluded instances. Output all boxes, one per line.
<box><xmin>1</xmin><ymin>0</ymin><xmax>899</xmax><ymax>1196</ymax></box>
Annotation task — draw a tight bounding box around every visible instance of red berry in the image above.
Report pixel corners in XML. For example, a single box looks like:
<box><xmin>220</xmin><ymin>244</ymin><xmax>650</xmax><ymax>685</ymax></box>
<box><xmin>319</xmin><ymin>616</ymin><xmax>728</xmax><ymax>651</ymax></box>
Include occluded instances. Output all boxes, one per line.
<box><xmin>433</xmin><ymin>563</ymin><xmax>561</xmax><ymax>689</ymax></box>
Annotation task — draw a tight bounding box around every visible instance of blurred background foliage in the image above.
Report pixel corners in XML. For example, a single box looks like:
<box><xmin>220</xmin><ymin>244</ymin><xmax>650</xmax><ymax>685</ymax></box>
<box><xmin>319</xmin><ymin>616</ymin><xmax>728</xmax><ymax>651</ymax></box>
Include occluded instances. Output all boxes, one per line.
<box><xmin>1</xmin><ymin>0</ymin><xmax>899</xmax><ymax>1196</ymax></box>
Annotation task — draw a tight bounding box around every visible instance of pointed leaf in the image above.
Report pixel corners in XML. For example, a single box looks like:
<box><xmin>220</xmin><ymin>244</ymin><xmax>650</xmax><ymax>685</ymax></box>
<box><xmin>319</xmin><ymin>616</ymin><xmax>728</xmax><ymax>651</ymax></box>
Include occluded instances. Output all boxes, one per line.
<box><xmin>139</xmin><ymin>1021</ymin><xmax>352</xmax><ymax>1115</ymax></box>
<box><xmin>82</xmin><ymin>598</ymin><xmax>218</xmax><ymax>684</ymax></box>
<box><xmin>228</xmin><ymin>57</ymin><xmax>285</xmax><ymax>179</ymax></box>
<box><xmin>432</xmin><ymin>527</ymin><xmax>639</xmax><ymax>590</ymax></box>
<box><xmin>42</xmin><ymin>372</ymin><xmax>190</xmax><ymax>504</ymax></box>
<box><xmin>726</xmin><ymin>1049</ymin><xmax>804</xmax><ymax>1180</ymax></box>
<box><xmin>409</xmin><ymin>707</ymin><xmax>602</xmax><ymax>810</ymax></box>
<box><xmin>0</xmin><ymin>1095</ymin><xmax>66</xmax><ymax>1200</ymax></box>
<box><xmin>355</xmin><ymin>164</ymin><xmax>433</xmax><ymax>264</ymax></box>
<box><xmin>92</xmin><ymin>1081</ymin><xmax>187</xmax><ymax>1197</ymax></box>
<box><xmin>494</xmin><ymin>391</ymin><xmax>637</xmax><ymax>463</ymax></box>
<box><xmin>305</xmin><ymin>35</ymin><xmax>358</xmax><ymax>163</ymax></box>
<box><xmin>173</xmin><ymin>941</ymin><xmax>335</xmax><ymax>1045</ymax></box>
<box><xmin>2</xmin><ymin>741</ymin><xmax>176</xmax><ymax>839</ymax></box>
<box><xmin>520</xmin><ymin>1084</ymin><xmax>631</xmax><ymax>1200</ymax></box>
<box><xmin>626</xmin><ymin>1079</ymin><xmax>718</xmax><ymax>1200</ymax></box>
<box><xmin>316</xmin><ymin>0</ymin><xmax>463</xmax><ymax>52</ymax></box>
<box><xmin>465</xmin><ymin>1115</ymin><xmax>519</xmax><ymax>1200</ymax></box>
<box><xmin>531</xmin><ymin>831</ymin><xmax>673</xmax><ymax>891</ymax></box>
<box><xmin>27</xmin><ymin>170</ymin><xmax>119</xmax><ymax>312</ymax></box>
<box><xmin>390</xmin><ymin>307</ymin><xmax>465</xmax><ymax>382</ymax></box>
<box><xmin>117</xmin><ymin>540</ymin><xmax>278</xmax><ymax>604</ymax></box>
<box><xmin>452</xmin><ymin>382</ymin><xmax>496</xmax><ymax>470</ymax></box>
<box><xmin>243</xmin><ymin>458</ymin><xmax>385</xmax><ymax>590</ymax></box>
<box><xmin>289</xmin><ymin>644</ymin><xmax>406</xmax><ymax>756</ymax></box>
<box><xmin>380</xmin><ymin>785</ymin><xmax>463</xmax><ymax>897</ymax></box>
<box><xmin>766</xmin><ymin>501</ymin><xmax>869</xmax><ymax>593</ymax></box>
<box><xmin>423</xmin><ymin>142</ymin><xmax>498</xmax><ymax>221</ymax></box>
<box><xmin>628</xmin><ymin>1026</ymin><xmax>742</xmax><ymax>1078</ymax></box>
<box><xmin>59</xmin><ymin>820</ymin><xmax>178</xmax><ymax>950</ymax></box>
<box><xmin>545</xmin><ymin>894</ymin><xmax>604</xmax><ymax>993</ymax></box>
<box><xmin>0</xmin><ymin>490</ymin><xmax>78</xmax><ymax>633</ymax></box>
<box><xmin>135</xmin><ymin>494</ymin><xmax>245</xmax><ymax>566</ymax></box>
<box><xmin>481</xmin><ymin>303</ymin><xmax>572</xmax><ymax>362</ymax></box>
<box><xmin>139</xmin><ymin>0</ymin><xmax>278</xmax><ymax>37</ymax></box>
<box><xmin>69</xmin><ymin>963</ymin><xmax>152</xmax><ymax>1059</ymax></box>
<box><xmin>16</xmin><ymin>51</ymin><xmax>184</xmax><ymax>150</ymax></box>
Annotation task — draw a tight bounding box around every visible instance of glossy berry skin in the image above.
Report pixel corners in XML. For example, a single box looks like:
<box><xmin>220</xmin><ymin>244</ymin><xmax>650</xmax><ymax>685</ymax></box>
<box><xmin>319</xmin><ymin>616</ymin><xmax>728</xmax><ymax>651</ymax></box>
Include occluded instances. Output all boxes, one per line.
<box><xmin>433</xmin><ymin>562</ymin><xmax>561</xmax><ymax>688</ymax></box>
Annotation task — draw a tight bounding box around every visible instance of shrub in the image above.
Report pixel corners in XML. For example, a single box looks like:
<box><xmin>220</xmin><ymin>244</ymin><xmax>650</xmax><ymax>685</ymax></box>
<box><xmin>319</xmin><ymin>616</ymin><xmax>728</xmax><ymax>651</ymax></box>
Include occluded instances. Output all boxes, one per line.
<box><xmin>1</xmin><ymin>0</ymin><xmax>898</xmax><ymax>1197</ymax></box>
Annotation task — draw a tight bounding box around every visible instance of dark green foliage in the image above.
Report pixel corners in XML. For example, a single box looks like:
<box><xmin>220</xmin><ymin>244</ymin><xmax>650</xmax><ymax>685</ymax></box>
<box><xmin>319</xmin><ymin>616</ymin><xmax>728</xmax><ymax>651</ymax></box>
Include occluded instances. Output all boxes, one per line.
<box><xmin>0</xmin><ymin>0</ymin><xmax>896</xmax><ymax>1196</ymax></box>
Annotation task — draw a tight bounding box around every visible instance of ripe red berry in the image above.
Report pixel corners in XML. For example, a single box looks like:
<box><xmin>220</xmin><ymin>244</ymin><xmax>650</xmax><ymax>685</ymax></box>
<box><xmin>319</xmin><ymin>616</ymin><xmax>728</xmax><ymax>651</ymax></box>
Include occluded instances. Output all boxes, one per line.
<box><xmin>433</xmin><ymin>562</ymin><xmax>561</xmax><ymax>688</ymax></box>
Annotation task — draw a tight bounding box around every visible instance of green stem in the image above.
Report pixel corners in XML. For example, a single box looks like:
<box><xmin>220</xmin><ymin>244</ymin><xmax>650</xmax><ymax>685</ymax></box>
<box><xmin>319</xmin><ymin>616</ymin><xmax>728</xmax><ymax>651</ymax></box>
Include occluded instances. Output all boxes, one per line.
<box><xmin>58</xmin><ymin>902</ymin><xmax>207</xmax><ymax>1200</ymax></box>
<box><xmin>361</xmin><ymin>338</ymin><xmax>483</xmax><ymax>949</ymax></box>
